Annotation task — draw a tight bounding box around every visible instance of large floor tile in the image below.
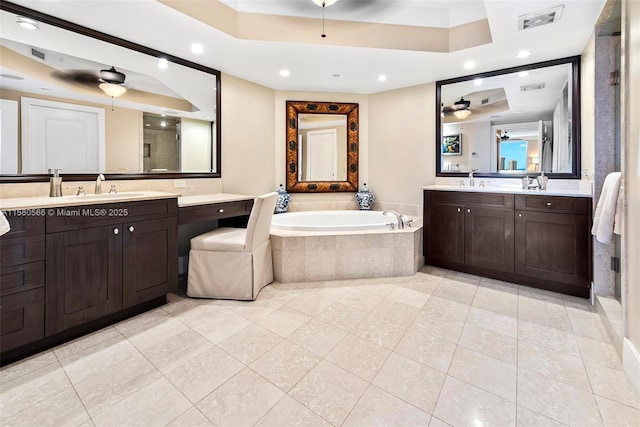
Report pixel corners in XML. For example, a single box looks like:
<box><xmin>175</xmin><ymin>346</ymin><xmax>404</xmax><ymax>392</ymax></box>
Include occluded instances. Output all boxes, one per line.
<box><xmin>285</xmin><ymin>291</ymin><xmax>335</xmax><ymax>316</ymax></box>
<box><xmin>385</xmin><ymin>286</ymin><xmax>431</xmax><ymax>309</ymax></box>
<box><xmin>164</xmin><ymin>346</ymin><xmax>244</xmax><ymax>403</ymax></box>
<box><xmin>52</xmin><ymin>326</ymin><xmax>122</xmax><ymax>360</ymax></box>
<box><xmin>190</xmin><ymin>309</ymin><xmax>251</xmax><ymax>344</ymax></box>
<box><xmin>413</xmin><ymin>310</ymin><xmax>465</xmax><ymax>344</ymax></box>
<box><xmin>196</xmin><ymin>368</ymin><xmax>284</xmax><ymax>426</ymax></box>
<box><xmin>517</xmin><ymin>341</ymin><xmax>591</xmax><ymax>392</ymax></box>
<box><xmin>141</xmin><ymin>329</ymin><xmax>215</xmax><ymax>374</ymax></box>
<box><xmin>287</xmin><ymin>318</ymin><xmax>347</xmax><ymax>357</ymax></box>
<box><xmin>575</xmin><ymin>335</ymin><xmax>623</xmax><ymax>369</ymax></box>
<box><xmin>395</xmin><ymin>325</ymin><xmax>457</xmax><ymax>372</ymax></box>
<box><xmin>372</xmin><ymin>352</ymin><xmax>446</xmax><ymax>414</ymax></box>
<box><xmin>0</xmin><ymin>351</ymin><xmax>58</xmax><ymax>386</ymax></box>
<box><xmin>458</xmin><ymin>323</ymin><xmax>517</xmax><ymax>365</ymax></box>
<box><xmin>256</xmin><ymin>306</ymin><xmax>312</xmax><ymax>337</ymax></box>
<box><xmin>343</xmin><ymin>385</ymin><xmax>432</xmax><ymax>427</ymax></box>
<box><xmin>1</xmin><ymin>385</ymin><xmax>90</xmax><ymax>427</ymax></box>
<box><xmin>218</xmin><ymin>323</ymin><xmax>283</xmax><ymax>364</ymax></box>
<box><xmin>517</xmin><ymin>319</ymin><xmax>580</xmax><ymax>356</ymax></box>
<box><xmin>517</xmin><ymin>368</ymin><xmax>602</xmax><ymax>426</ymax></box>
<box><xmin>516</xmin><ymin>405</ymin><xmax>567</xmax><ymax>426</ymax></box>
<box><xmin>315</xmin><ymin>301</ymin><xmax>368</xmax><ymax>332</ymax></box>
<box><xmin>584</xmin><ymin>360</ymin><xmax>640</xmax><ymax>409</ymax></box>
<box><xmin>166</xmin><ymin>406</ymin><xmax>214</xmax><ymax>427</ymax></box>
<box><xmin>351</xmin><ymin>300</ymin><xmax>419</xmax><ymax>349</ymax></box>
<box><xmin>74</xmin><ymin>352</ymin><xmax>161</xmax><ymax>417</ymax></box>
<box><xmin>421</xmin><ymin>295</ymin><xmax>470</xmax><ymax>322</ymax></box>
<box><xmin>448</xmin><ymin>346</ymin><xmax>517</xmax><ymax>402</ymax></box>
<box><xmin>230</xmin><ymin>298</ymin><xmax>283</xmax><ymax>322</ymax></box>
<box><xmin>254</xmin><ymin>395</ymin><xmax>331</xmax><ymax>427</ymax></box>
<box><xmin>472</xmin><ymin>287</ymin><xmax>518</xmax><ymax>318</ymax></box>
<box><xmin>91</xmin><ymin>377</ymin><xmax>192</xmax><ymax>427</ymax></box>
<box><xmin>517</xmin><ymin>298</ymin><xmax>573</xmax><ymax>332</ymax></box>
<box><xmin>325</xmin><ymin>333</ymin><xmax>390</xmax><ymax>381</ymax></box>
<box><xmin>433</xmin><ymin>376</ymin><xmax>516</xmax><ymax>427</ymax></box>
<box><xmin>432</xmin><ymin>278</ymin><xmax>477</xmax><ymax>305</ymax></box>
<box><xmin>339</xmin><ymin>288</ymin><xmax>384</xmax><ymax>312</ymax></box>
<box><xmin>250</xmin><ymin>339</ymin><xmax>321</xmax><ymax>392</ymax></box>
<box><xmin>594</xmin><ymin>395</ymin><xmax>640</xmax><ymax>427</ymax></box>
<box><xmin>467</xmin><ymin>306</ymin><xmax>518</xmax><ymax>338</ymax></box>
<box><xmin>289</xmin><ymin>360</ymin><xmax>368</xmax><ymax>426</ymax></box>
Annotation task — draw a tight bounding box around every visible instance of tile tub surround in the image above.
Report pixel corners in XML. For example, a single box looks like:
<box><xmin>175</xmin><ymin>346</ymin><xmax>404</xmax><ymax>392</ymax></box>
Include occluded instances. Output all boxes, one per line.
<box><xmin>271</xmin><ymin>224</ymin><xmax>423</xmax><ymax>283</ymax></box>
<box><xmin>1</xmin><ymin>267</ymin><xmax>639</xmax><ymax>426</ymax></box>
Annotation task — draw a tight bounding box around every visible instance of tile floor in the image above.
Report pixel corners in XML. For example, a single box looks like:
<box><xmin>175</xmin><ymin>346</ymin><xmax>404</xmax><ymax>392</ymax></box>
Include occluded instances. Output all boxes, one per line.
<box><xmin>1</xmin><ymin>267</ymin><xmax>639</xmax><ymax>426</ymax></box>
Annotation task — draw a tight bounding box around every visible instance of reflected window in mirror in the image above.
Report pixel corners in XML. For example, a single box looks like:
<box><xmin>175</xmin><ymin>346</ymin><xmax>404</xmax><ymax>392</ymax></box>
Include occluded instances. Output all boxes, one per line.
<box><xmin>0</xmin><ymin>1</ymin><xmax>221</xmax><ymax>182</ymax></box>
<box><xmin>436</xmin><ymin>56</ymin><xmax>580</xmax><ymax>178</ymax></box>
<box><xmin>286</xmin><ymin>101</ymin><xmax>358</xmax><ymax>193</ymax></box>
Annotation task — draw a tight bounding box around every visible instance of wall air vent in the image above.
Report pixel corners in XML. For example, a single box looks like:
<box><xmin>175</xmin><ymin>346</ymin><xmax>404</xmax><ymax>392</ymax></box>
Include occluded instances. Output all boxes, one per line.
<box><xmin>521</xmin><ymin>83</ymin><xmax>546</xmax><ymax>92</ymax></box>
<box><xmin>31</xmin><ymin>47</ymin><xmax>45</xmax><ymax>60</ymax></box>
<box><xmin>518</xmin><ymin>5</ymin><xmax>564</xmax><ymax>31</ymax></box>
<box><xmin>481</xmin><ymin>98</ymin><xmax>489</xmax><ymax>105</ymax></box>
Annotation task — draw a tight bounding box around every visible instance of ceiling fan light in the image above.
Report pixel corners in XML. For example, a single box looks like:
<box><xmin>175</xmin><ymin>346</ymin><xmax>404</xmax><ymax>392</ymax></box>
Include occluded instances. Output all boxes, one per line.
<box><xmin>453</xmin><ymin>109</ymin><xmax>471</xmax><ymax>120</ymax></box>
<box><xmin>99</xmin><ymin>82</ymin><xmax>126</xmax><ymax>97</ymax></box>
<box><xmin>312</xmin><ymin>0</ymin><xmax>338</xmax><ymax>7</ymax></box>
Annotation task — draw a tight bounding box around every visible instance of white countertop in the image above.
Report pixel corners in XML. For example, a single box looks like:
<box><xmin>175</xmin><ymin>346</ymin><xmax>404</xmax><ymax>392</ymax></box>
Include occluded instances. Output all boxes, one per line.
<box><xmin>423</xmin><ymin>184</ymin><xmax>593</xmax><ymax>197</ymax></box>
<box><xmin>0</xmin><ymin>191</ymin><xmax>178</xmax><ymax>211</ymax></box>
<box><xmin>177</xmin><ymin>193</ymin><xmax>254</xmax><ymax>207</ymax></box>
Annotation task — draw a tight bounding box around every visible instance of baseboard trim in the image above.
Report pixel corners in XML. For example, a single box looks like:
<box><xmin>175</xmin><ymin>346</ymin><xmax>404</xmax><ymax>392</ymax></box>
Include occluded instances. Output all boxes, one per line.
<box><xmin>623</xmin><ymin>338</ymin><xmax>640</xmax><ymax>395</ymax></box>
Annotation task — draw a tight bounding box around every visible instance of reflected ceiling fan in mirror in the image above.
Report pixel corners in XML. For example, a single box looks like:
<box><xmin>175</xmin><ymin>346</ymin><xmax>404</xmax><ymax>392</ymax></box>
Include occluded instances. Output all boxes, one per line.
<box><xmin>312</xmin><ymin>0</ymin><xmax>339</xmax><ymax>38</ymax></box>
<box><xmin>50</xmin><ymin>65</ymin><xmax>127</xmax><ymax>97</ymax></box>
<box><xmin>452</xmin><ymin>97</ymin><xmax>471</xmax><ymax>120</ymax></box>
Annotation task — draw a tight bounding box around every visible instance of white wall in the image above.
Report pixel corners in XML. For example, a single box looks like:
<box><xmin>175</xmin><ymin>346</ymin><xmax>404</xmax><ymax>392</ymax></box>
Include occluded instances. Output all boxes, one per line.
<box><xmin>442</xmin><ymin>121</ymin><xmax>492</xmax><ymax>172</ymax></box>
<box><xmin>369</xmin><ymin>83</ymin><xmax>435</xmax><ymax>206</ymax></box>
<box><xmin>221</xmin><ymin>73</ymin><xmax>276</xmax><ymax>196</ymax></box>
<box><xmin>181</xmin><ymin>118</ymin><xmax>212</xmax><ymax>172</ymax></box>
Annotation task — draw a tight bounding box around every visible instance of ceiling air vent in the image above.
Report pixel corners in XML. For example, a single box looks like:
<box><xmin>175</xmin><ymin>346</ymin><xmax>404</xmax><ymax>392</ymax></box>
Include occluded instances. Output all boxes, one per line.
<box><xmin>521</xmin><ymin>83</ymin><xmax>546</xmax><ymax>92</ymax></box>
<box><xmin>481</xmin><ymin>98</ymin><xmax>489</xmax><ymax>105</ymax></box>
<box><xmin>31</xmin><ymin>47</ymin><xmax>45</xmax><ymax>60</ymax></box>
<box><xmin>518</xmin><ymin>5</ymin><xmax>564</xmax><ymax>31</ymax></box>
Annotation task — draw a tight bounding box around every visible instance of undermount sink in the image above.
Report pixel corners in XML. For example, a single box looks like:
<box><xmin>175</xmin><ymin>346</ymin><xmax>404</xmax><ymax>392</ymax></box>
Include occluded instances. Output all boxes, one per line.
<box><xmin>63</xmin><ymin>192</ymin><xmax>147</xmax><ymax>200</ymax></box>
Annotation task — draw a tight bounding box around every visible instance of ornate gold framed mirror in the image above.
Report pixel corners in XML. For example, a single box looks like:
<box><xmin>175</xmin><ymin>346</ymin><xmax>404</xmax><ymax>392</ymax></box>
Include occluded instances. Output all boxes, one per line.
<box><xmin>285</xmin><ymin>101</ymin><xmax>359</xmax><ymax>193</ymax></box>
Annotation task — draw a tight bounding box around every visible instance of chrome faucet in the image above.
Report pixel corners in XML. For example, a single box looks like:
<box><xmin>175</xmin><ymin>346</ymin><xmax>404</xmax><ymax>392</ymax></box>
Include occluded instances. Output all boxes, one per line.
<box><xmin>95</xmin><ymin>174</ymin><xmax>105</xmax><ymax>194</ymax></box>
<box><xmin>383</xmin><ymin>210</ymin><xmax>404</xmax><ymax>229</ymax></box>
<box><xmin>469</xmin><ymin>171</ymin><xmax>475</xmax><ymax>187</ymax></box>
<box><xmin>523</xmin><ymin>176</ymin><xmax>539</xmax><ymax>190</ymax></box>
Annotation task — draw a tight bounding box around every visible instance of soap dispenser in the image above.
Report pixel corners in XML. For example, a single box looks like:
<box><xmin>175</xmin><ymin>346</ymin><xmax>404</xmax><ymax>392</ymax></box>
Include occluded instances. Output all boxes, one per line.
<box><xmin>49</xmin><ymin>168</ymin><xmax>62</xmax><ymax>197</ymax></box>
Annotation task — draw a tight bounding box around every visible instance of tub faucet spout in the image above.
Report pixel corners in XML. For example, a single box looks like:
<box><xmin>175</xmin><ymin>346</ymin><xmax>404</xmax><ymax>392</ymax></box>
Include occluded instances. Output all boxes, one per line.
<box><xmin>383</xmin><ymin>210</ymin><xmax>404</xmax><ymax>229</ymax></box>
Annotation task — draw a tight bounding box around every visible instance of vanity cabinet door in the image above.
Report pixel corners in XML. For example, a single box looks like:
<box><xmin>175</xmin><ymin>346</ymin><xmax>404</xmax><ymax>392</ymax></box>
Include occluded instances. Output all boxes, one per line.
<box><xmin>46</xmin><ymin>225</ymin><xmax>123</xmax><ymax>335</ymax></box>
<box><xmin>424</xmin><ymin>203</ymin><xmax>465</xmax><ymax>265</ymax></box>
<box><xmin>515</xmin><ymin>210</ymin><xmax>589</xmax><ymax>288</ymax></box>
<box><xmin>464</xmin><ymin>206</ymin><xmax>514</xmax><ymax>273</ymax></box>
<box><xmin>122</xmin><ymin>217</ymin><xmax>177</xmax><ymax>309</ymax></box>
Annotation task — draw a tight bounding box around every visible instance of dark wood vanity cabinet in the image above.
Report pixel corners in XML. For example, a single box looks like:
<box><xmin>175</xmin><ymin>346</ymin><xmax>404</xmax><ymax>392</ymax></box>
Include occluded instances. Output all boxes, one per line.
<box><xmin>45</xmin><ymin>199</ymin><xmax>178</xmax><ymax>335</ymax></box>
<box><xmin>514</xmin><ymin>195</ymin><xmax>591</xmax><ymax>289</ymax></box>
<box><xmin>424</xmin><ymin>191</ymin><xmax>515</xmax><ymax>273</ymax></box>
<box><xmin>0</xmin><ymin>215</ymin><xmax>46</xmax><ymax>352</ymax></box>
<box><xmin>424</xmin><ymin>190</ymin><xmax>592</xmax><ymax>297</ymax></box>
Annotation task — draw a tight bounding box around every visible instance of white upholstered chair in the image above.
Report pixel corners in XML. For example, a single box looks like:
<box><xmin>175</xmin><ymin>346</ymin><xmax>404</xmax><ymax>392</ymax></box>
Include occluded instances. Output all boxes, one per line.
<box><xmin>187</xmin><ymin>192</ymin><xmax>278</xmax><ymax>300</ymax></box>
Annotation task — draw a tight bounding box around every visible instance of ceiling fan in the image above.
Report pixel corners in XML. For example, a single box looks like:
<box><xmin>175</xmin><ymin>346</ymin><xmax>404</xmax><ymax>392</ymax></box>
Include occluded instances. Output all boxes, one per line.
<box><xmin>51</xmin><ymin>66</ymin><xmax>128</xmax><ymax>97</ymax></box>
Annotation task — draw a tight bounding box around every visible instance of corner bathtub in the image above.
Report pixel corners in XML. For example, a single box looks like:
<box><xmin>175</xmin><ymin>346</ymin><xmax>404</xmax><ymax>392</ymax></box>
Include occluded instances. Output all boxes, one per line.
<box><xmin>271</xmin><ymin>210</ymin><xmax>394</xmax><ymax>232</ymax></box>
<box><xmin>270</xmin><ymin>210</ymin><xmax>423</xmax><ymax>283</ymax></box>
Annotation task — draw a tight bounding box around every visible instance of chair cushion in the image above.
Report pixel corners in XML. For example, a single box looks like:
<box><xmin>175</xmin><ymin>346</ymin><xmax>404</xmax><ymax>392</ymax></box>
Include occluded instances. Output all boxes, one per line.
<box><xmin>190</xmin><ymin>227</ymin><xmax>247</xmax><ymax>252</ymax></box>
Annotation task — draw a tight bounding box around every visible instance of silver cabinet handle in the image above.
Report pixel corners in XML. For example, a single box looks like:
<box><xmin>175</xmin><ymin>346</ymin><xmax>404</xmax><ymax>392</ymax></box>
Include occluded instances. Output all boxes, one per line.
<box><xmin>129</xmin><ymin>226</ymin><xmax>135</xmax><ymax>233</ymax></box>
<box><xmin>113</xmin><ymin>228</ymin><xmax>119</xmax><ymax>235</ymax></box>
<box><xmin>467</xmin><ymin>208</ymin><xmax>471</xmax><ymax>213</ymax></box>
<box><xmin>518</xmin><ymin>213</ymin><xmax>523</xmax><ymax>218</ymax></box>
<box><xmin>457</xmin><ymin>207</ymin><xmax>461</xmax><ymax>213</ymax></box>
<box><xmin>546</xmin><ymin>202</ymin><xmax>552</xmax><ymax>207</ymax></box>
<box><xmin>218</xmin><ymin>208</ymin><xmax>224</xmax><ymax>213</ymax></box>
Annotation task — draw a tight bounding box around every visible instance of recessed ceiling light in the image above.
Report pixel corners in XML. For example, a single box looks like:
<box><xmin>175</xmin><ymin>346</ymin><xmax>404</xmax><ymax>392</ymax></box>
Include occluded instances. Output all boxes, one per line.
<box><xmin>279</xmin><ymin>69</ymin><xmax>290</xmax><ymax>77</ymax></box>
<box><xmin>473</xmin><ymin>78</ymin><xmax>483</xmax><ymax>86</ymax></box>
<box><xmin>158</xmin><ymin>58</ymin><xmax>169</xmax><ymax>69</ymax></box>
<box><xmin>332</xmin><ymin>73</ymin><xmax>341</xmax><ymax>78</ymax></box>
<box><xmin>516</xmin><ymin>50</ymin><xmax>531</xmax><ymax>58</ymax></box>
<box><xmin>16</xmin><ymin>16</ymin><xmax>38</xmax><ymax>30</ymax></box>
<box><xmin>160</xmin><ymin>121</ymin><xmax>167</xmax><ymax>127</ymax></box>
<box><xmin>191</xmin><ymin>43</ymin><xmax>203</xmax><ymax>54</ymax></box>
<box><xmin>463</xmin><ymin>61</ymin><xmax>475</xmax><ymax>70</ymax></box>
<box><xmin>377</xmin><ymin>74</ymin><xmax>387</xmax><ymax>82</ymax></box>
<box><xmin>518</xmin><ymin>71</ymin><xmax>530</xmax><ymax>77</ymax></box>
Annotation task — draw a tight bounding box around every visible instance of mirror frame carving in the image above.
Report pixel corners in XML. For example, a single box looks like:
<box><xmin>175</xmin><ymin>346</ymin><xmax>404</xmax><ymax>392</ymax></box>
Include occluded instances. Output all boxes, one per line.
<box><xmin>0</xmin><ymin>1</ymin><xmax>222</xmax><ymax>183</ymax></box>
<box><xmin>435</xmin><ymin>56</ymin><xmax>581</xmax><ymax>179</ymax></box>
<box><xmin>286</xmin><ymin>100</ymin><xmax>359</xmax><ymax>193</ymax></box>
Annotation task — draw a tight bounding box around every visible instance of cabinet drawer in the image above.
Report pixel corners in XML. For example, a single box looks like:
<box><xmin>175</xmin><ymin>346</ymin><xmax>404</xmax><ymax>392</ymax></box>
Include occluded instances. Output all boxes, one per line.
<box><xmin>0</xmin><ymin>214</ymin><xmax>44</xmax><ymax>240</ymax></box>
<box><xmin>0</xmin><ymin>288</ymin><xmax>45</xmax><ymax>352</ymax></box>
<box><xmin>515</xmin><ymin>195</ymin><xmax>589</xmax><ymax>215</ymax></box>
<box><xmin>46</xmin><ymin>198</ymin><xmax>178</xmax><ymax>232</ymax></box>
<box><xmin>0</xmin><ymin>236</ymin><xmax>45</xmax><ymax>268</ymax></box>
<box><xmin>425</xmin><ymin>190</ymin><xmax>514</xmax><ymax>209</ymax></box>
<box><xmin>1</xmin><ymin>261</ymin><xmax>45</xmax><ymax>296</ymax></box>
<box><xmin>179</xmin><ymin>200</ymin><xmax>253</xmax><ymax>225</ymax></box>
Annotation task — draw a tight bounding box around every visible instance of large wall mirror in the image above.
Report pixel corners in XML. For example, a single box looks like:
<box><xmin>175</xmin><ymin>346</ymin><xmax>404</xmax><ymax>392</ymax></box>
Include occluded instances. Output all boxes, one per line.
<box><xmin>0</xmin><ymin>1</ymin><xmax>221</xmax><ymax>182</ymax></box>
<box><xmin>286</xmin><ymin>101</ymin><xmax>359</xmax><ymax>193</ymax></box>
<box><xmin>436</xmin><ymin>56</ymin><xmax>581</xmax><ymax>178</ymax></box>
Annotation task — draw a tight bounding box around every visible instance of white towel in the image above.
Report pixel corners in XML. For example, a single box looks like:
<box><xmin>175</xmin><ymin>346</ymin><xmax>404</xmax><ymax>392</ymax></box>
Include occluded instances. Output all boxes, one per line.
<box><xmin>592</xmin><ymin>172</ymin><xmax>621</xmax><ymax>244</ymax></box>
<box><xmin>0</xmin><ymin>210</ymin><xmax>10</xmax><ymax>236</ymax></box>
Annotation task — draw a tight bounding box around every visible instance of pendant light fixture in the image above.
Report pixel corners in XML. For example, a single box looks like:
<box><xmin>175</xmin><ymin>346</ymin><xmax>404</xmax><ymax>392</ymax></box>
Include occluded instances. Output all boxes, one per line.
<box><xmin>312</xmin><ymin>0</ymin><xmax>339</xmax><ymax>38</ymax></box>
